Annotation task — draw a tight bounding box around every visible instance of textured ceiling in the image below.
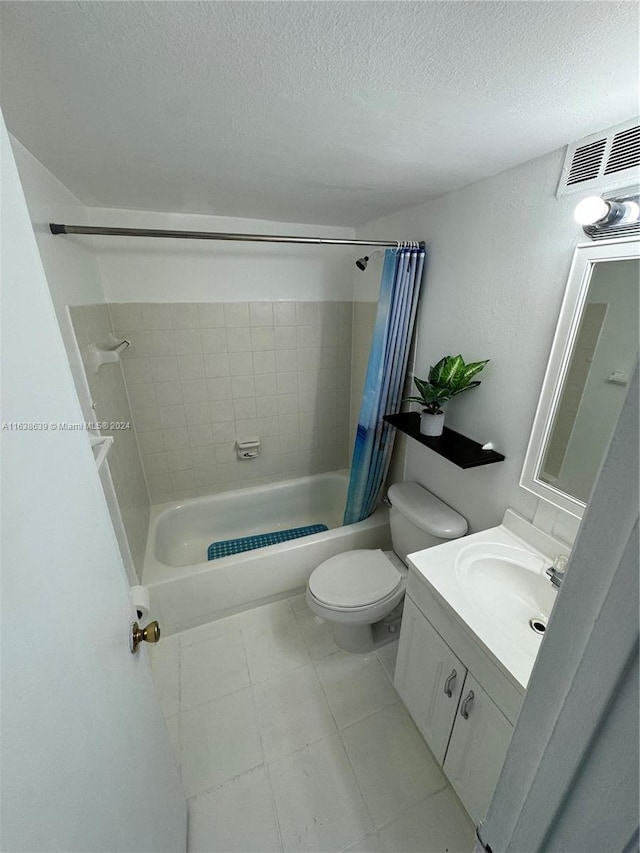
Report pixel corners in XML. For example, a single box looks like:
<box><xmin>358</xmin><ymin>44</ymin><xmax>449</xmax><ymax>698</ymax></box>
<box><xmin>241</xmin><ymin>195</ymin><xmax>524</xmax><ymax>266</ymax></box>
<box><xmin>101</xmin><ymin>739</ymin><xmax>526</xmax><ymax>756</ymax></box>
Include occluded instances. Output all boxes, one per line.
<box><xmin>1</xmin><ymin>1</ymin><xmax>638</xmax><ymax>226</ymax></box>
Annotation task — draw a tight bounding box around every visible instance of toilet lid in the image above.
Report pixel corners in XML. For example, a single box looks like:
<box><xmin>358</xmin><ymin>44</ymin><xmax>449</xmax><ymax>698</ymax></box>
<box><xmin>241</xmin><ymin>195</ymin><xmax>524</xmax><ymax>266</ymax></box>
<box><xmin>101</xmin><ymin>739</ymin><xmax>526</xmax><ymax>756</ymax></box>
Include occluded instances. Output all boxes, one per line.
<box><xmin>309</xmin><ymin>549</ymin><xmax>402</xmax><ymax>608</ymax></box>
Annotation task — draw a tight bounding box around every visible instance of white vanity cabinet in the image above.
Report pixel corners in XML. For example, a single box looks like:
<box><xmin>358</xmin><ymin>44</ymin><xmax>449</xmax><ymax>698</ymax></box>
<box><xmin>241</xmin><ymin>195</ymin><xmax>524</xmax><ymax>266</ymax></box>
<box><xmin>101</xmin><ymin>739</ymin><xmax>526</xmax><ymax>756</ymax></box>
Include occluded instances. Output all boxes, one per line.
<box><xmin>442</xmin><ymin>672</ymin><xmax>514</xmax><ymax>824</ymax></box>
<box><xmin>394</xmin><ymin>597</ymin><xmax>467</xmax><ymax>764</ymax></box>
<box><xmin>395</xmin><ymin>592</ymin><xmax>517</xmax><ymax>825</ymax></box>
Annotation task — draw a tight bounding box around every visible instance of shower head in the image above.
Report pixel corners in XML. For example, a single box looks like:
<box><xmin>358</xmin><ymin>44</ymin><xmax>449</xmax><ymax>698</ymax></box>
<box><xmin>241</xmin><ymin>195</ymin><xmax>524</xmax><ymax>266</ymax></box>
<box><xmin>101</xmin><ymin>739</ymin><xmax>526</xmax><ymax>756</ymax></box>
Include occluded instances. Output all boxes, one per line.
<box><xmin>355</xmin><ymin>249</ymin><xmax>384</xmax><ymax>271</ymax></box>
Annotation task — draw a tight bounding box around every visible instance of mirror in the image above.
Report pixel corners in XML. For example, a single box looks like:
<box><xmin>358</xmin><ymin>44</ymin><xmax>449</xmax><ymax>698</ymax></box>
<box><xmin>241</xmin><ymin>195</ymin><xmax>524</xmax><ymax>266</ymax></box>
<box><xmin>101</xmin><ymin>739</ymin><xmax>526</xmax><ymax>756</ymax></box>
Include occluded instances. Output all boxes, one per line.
<box><xmin>521</xmin><ymin>237</ymin><xmax>639</xmax><ymax>518</ymax></box>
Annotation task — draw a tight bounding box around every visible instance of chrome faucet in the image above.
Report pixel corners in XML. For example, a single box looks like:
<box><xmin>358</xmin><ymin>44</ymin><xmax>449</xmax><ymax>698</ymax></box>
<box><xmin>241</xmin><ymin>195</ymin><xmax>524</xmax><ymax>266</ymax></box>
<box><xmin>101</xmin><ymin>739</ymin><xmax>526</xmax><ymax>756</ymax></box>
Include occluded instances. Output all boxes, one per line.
<box><xmin>546</xmin><ymin>555</ymin><xmax>569</xmax><ymax>588</ymax></box>
<box><xmin>545</xmin><ymin>565</ymin><xmax>565</xmax><ymax>588</ymax></box>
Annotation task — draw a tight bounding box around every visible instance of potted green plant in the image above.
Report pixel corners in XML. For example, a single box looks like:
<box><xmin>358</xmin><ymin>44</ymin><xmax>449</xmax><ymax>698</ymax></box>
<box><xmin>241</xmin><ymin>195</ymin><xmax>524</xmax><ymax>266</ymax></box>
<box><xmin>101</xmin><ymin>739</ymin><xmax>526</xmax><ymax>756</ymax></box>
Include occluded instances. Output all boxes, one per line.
<box><xmin>404</xmin><ymin>354</ymin><xmax>489</xmax><ymax>437</ymax></box>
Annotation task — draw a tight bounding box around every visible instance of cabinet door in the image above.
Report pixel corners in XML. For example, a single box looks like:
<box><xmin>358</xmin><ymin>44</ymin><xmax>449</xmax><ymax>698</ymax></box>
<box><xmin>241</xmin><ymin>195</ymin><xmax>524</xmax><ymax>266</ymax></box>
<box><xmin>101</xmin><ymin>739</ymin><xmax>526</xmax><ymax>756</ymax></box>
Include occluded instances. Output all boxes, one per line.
<box><xmin>394</xmin><ymin>596</ymin><xmax>467</xmax><ymax>764</ymax></box>
<box><xmin>443</xmin><ymin>672</ymin><xmax>514</xmax><ymax>824</ymax></box>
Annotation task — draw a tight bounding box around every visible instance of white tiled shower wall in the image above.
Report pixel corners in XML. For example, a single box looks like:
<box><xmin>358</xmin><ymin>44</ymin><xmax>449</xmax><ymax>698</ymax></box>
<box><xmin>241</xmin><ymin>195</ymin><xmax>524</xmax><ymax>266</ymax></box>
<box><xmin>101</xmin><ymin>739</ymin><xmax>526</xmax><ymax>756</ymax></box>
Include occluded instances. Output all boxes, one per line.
<box><xmin>68</xmin><ymin>298</ymin><xmax>379</xmax><ymax>568</ymax></box>
<box><xmin>69</xmin><ymin>304</ymin><xmax>150</xmax><ymax>570</ymax></box>
<box><xmin>111</xmin><ymin>300</ymin><xmax>365</xmax><ymax>503</ymax></box>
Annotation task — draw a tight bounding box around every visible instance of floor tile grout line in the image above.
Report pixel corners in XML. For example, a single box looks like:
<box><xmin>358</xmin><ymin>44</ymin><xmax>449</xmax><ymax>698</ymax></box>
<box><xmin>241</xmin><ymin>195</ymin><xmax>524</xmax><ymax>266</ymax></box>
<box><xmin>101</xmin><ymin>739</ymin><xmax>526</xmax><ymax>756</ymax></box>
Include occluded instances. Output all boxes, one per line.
<box><xmin>335</xmin><ymin>721</ymin><xmax>379</xmax><ymax>835</ymax></box>
<box><xmin>310</xmin><ymin>651</ymin><xmax>344</xmax><ymax>734</ymax></box>
<box><xmin>185</xmin><ymin>760</ymin><xmax>268</xmax><ymax>804</ymax></box>
<box><xmin>292</xmin><ymin>606</ymin><xmax>344</xmax><ymax>662</ymax></box>
<box><xmin>336</xmin><ymin>828</ymin><xmax>379</xmax><ymax>853</ymax></box>
<box><xmin>246</xmin><ymin>637</ymin><xmax>268</xmax><ymax>770</ymax></box>
<box><xmin>372</xmin><ymin>782</ymin><xmax>456</xmax><ymax>835</ymax></box>
<box><xmin>264</xmin><ymin>757</ymin><xmax>286</xmax><ymax>853</ymax></box>
<box><xmin>179</xmin><ymin>666</ymin><xmax>253</xmax><ymax>715</ymax></box>
<box><xmin>335</xmin><ymin>695</ymin><xmax>403</xmax><ymax>734</ymax></box>
<box><xmin>310</xmin><ymin>648</ymin><xmax>402</xmax><ymax>732</ymax></box>
<box><xmin>247</xmin><ymin>655</ymin><xmax>311</xmax><ymax>688</ymax></box>
<box><xmin>179</xmin><ymin>621</ymin><xmax>241</xmax><ymax>650</ymax></box>
<box><xmin>264</xmin><ymin>730</ymin><xmax>337</xmax><ymax>770</ymax></box>
<box><xmin>373</xmin><ymin>643</ymin><xmax>400</xmax><ymax>686</ymax></box>
<box><xmin>179</xmin><ymin>598</ymin><xmax>298</xmax><ymax>650</ymax></box>
<box><xmin>333</xmin><ymin>699</ymin><xmax>448</xmax><ymax>835</ymax></box>
<box><xmin>180</xmin><ymin>641</ymin><xmax>317</xmax><ymax>714</ymax></box>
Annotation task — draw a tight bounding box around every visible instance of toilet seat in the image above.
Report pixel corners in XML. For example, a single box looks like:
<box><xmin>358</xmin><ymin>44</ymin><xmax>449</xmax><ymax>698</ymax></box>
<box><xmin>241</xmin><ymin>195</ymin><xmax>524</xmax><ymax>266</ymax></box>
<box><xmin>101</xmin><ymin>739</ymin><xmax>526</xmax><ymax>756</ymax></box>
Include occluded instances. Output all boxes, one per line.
<box><xmin>308</xmin><ymin>549</ymin><xmax>402</xmax><ymax>609</ymax></box>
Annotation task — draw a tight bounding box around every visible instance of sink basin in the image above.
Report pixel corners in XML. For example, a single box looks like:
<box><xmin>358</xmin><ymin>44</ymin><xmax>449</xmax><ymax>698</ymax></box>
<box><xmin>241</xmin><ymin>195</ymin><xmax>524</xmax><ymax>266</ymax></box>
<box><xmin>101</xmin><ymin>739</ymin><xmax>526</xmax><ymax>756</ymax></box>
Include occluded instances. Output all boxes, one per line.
<box><xmin>407</xmin><ymin>514</ymin><xmax>565</xmax><ymax>689</ymax></box>
<box><xmin>458</xmin><ymin>541</ymin><xmax>556</xmax><ymax>620</ymax></box>
<box><xmin>455</xmin><ymin>542</ymin><xmax>557</xmax><ymax>657</ymax></box>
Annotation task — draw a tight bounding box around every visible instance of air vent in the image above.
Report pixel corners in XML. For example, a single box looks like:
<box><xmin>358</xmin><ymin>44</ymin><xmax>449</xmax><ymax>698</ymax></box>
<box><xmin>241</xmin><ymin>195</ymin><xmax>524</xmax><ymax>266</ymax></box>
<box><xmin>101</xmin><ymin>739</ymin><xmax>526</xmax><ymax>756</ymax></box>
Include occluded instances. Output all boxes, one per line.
<box><xmin>566</xmin><ymin>138</ymin><xmax>607</xmax><ymax>185</ymax></box>
<box><xmin>604</xmin><ymin>125</ymin><xmax>640</xmax><ymax>175</ymax></box>
<box><xmin>557</xmin><ymin>118</ymin><xmax>640</xmax><ymax>196</ymax></box>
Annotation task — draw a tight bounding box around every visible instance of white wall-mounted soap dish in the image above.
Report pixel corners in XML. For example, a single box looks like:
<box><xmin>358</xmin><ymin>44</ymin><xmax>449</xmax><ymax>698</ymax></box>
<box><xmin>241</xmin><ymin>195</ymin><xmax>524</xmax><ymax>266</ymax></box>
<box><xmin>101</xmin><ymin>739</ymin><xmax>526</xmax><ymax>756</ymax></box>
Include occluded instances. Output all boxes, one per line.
<box><xmin>86</xmin><ymin>335</ymin><xmax>130</xmax><ymax>374</ymax></box>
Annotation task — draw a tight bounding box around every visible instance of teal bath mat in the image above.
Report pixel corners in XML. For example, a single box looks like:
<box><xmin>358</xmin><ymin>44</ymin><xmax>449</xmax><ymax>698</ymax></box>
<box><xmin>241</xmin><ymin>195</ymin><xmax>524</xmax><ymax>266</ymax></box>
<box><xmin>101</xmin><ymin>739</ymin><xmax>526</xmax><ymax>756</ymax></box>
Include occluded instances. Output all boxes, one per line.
<box><xmin>207</xmin><ymin>524</ymin><xmax>329</xmax><ymax>561</ymax></box>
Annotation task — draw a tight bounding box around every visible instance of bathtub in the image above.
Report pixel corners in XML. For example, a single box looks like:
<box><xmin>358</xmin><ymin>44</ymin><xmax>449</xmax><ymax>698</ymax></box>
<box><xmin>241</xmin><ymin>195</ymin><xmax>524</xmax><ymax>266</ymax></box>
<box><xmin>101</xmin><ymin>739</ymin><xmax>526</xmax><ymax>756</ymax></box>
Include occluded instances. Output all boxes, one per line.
<box><xmin>142</xmin><ymin>470</ymin><xmax>391</xmax><ymax>634</ymax></box>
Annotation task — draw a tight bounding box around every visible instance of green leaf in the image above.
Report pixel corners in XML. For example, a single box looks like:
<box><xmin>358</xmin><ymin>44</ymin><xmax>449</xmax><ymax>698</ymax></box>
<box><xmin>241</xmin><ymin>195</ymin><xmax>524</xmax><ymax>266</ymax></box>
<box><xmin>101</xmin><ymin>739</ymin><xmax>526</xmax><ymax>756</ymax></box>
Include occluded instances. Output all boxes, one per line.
<box><xmin>413</xmin><ymin>376</ymin><xmax>430</xmax><ymax>398</ymax></box>
<box><xmin>460</xmin><ymin>359</ymin><xmax>489</xmax><ymax>384</ymax></box>
<box><xmin>445</xmin><ymin>355</ymin><xmax>465</xmax><ymax>385</ymax></box>
<box><xmin>450</xmin><ymin>380</ymin><xmax>481</xmax><ymax>398</ymax></box>
<box><xmin>428</xmin><ymin>356</ymin><xmax>451</xmax><ymax>386</ymax></box>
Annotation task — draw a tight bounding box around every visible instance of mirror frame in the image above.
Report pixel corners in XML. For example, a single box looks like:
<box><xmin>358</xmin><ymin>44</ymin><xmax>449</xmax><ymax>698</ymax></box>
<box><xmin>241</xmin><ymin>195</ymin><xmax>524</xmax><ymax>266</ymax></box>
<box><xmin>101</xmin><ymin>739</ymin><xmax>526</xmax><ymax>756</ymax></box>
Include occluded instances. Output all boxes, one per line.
<box><xmin>521</xmin><ymin>235</ymin><xmax>640</xmax><ymax>518</ymax></box>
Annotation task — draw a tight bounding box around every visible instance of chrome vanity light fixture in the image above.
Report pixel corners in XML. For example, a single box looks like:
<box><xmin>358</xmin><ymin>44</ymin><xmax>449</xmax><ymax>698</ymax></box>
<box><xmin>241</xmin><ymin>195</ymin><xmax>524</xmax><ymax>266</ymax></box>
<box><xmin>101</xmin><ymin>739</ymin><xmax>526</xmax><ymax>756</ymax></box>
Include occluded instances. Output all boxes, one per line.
<box><xmin>574</xmin><ymin>189</ymin><xmax>640</xmax><ymax>239</ymax></box>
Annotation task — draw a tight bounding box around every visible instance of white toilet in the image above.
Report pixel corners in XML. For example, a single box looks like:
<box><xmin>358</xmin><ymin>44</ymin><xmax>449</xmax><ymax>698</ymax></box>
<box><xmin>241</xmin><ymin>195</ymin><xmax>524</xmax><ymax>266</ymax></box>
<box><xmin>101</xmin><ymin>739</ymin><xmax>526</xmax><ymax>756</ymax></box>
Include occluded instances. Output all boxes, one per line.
<box><xmin>306</xmin><ymin>482</ymin><xmax>468</xmax><ymax>653</ymax></box>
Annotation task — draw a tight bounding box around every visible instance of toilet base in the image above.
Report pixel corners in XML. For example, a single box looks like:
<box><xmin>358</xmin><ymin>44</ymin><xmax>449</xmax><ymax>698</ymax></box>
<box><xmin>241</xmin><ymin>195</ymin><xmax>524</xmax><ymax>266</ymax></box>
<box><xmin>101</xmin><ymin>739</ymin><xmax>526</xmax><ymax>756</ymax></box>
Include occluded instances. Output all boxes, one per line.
<box><xmin>332</xmin><ymin>600</ymin><xmax>404</xmax><ymax>654</ymax></box>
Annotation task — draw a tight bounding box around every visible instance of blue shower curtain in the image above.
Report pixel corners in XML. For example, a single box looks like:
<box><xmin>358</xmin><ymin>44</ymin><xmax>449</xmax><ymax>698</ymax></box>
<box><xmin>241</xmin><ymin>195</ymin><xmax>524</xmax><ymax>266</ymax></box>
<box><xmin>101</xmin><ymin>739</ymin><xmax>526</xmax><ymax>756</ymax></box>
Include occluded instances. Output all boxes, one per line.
<box><xmin>344</xmin><ymin>246</ymin><xmax>425</xmax><ymax>525</ymax></box>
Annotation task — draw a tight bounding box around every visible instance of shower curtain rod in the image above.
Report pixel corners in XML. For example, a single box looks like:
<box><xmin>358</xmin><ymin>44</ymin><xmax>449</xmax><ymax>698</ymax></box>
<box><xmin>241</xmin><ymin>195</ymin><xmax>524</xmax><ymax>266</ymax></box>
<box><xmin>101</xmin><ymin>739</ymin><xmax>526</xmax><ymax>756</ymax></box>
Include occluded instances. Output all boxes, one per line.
<box><xmin>49</xmin><ymin>222</ymin><xmax>425</xmax><ymax>249</ymax></box>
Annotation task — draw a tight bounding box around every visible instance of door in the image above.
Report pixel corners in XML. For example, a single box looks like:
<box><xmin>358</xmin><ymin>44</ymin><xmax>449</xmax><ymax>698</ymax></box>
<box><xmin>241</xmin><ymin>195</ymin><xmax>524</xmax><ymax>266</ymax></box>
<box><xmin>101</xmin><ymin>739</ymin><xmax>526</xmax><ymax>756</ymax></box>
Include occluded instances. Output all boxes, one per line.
<box><xmin>0</xmin><ymin>115</ymin><xmax>186</xmax><ymax>850</ymax></box>
<box><xmin>394</xmin><ymin>596</ymin><xmax>467</xmax><ymax>763</ymax></box>
<box><xmin>443</xmin><ymin>673</ymin><xmax>514</xmax><ymax>825</ymax></box>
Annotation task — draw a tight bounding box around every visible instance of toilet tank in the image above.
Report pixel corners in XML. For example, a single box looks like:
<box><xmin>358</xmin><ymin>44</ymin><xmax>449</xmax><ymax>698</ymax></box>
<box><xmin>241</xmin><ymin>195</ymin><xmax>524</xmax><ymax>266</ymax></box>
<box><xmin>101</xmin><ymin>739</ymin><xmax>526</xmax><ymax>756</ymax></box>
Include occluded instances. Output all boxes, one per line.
<box><xmin>387</xmin><ymin>482</ymin><xmax>467</xmax><ymax>564</ymax></box>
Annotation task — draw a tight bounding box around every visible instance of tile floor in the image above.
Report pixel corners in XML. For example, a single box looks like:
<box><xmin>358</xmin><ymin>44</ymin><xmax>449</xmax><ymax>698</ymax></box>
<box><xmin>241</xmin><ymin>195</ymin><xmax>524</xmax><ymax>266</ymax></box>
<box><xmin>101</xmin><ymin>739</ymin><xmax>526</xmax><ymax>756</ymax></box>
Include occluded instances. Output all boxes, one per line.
<box><xmin>149</xmin><ymin>594</ymin><xmax>475</xmax><ymax>853</ymax></box>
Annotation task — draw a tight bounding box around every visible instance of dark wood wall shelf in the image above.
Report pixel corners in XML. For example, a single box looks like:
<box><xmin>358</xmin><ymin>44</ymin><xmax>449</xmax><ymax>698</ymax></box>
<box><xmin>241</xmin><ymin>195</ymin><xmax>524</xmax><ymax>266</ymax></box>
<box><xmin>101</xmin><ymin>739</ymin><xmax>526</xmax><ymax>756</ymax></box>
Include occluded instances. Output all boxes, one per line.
<box><xmin>384</xmin><ymin>412</ymin><xmax>505</xmax><ymax>469</ymax></box>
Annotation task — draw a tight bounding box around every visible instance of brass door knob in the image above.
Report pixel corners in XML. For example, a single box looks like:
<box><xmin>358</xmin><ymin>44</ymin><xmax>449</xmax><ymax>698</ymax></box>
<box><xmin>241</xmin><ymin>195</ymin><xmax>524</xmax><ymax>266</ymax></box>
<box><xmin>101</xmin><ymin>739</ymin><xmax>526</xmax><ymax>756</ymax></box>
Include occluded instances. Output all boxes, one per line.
<box><xmin>129</xmin><ymin>620</ymin><xmax>161</xmax><ymax>653</ymax></box>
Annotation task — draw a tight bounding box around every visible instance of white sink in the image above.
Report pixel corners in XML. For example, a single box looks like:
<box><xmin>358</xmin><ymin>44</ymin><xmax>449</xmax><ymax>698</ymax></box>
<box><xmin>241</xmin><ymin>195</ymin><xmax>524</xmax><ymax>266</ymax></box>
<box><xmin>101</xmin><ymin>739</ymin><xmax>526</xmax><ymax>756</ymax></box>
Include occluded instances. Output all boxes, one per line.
<box><xmin>456</xmin><ymin>541</ymin><xmax>557</xmax><ymax>640</ymax></box>
<box><xmin>407</xmin><ymin>513</ymin><xmax>566</xmax><ymax>689</ymax></box>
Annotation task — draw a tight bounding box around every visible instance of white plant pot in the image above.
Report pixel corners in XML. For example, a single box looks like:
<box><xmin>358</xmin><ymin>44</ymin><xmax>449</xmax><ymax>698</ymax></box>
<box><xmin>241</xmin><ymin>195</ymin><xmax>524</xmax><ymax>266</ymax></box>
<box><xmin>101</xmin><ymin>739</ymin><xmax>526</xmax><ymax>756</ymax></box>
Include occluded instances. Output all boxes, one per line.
<box><xmin>420</xmin><ymin>411</ymin><xmax>445</xmax><ymax>437</ymax></box>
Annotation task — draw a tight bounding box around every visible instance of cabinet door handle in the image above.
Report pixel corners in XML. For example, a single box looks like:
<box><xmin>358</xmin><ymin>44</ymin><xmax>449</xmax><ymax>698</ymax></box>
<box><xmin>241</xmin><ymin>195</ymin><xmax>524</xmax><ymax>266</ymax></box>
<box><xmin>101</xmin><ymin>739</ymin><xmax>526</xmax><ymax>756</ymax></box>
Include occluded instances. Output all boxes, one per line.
<box><xmin>460</xmin><ymin>690</ymin><xmax>475</xmax><ymax>720</ymax></box>
<box><xmin>443</xmin><ymin>669</ymin><xmax>457</xmax><ymax>698</ymax></box>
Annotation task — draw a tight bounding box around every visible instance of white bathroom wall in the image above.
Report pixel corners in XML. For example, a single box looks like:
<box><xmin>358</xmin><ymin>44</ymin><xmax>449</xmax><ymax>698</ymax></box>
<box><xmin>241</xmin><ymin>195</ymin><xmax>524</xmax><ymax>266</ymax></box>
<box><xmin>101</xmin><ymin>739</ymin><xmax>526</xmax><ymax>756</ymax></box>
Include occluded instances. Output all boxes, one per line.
<box><xmin>11</xmin><ymin>139</ymin><xmax>150</xmax><ymax>577</ymax></box>
<box><xmin>356</xmin><ymin>147</ymin><xmax>587</xmax><ymax>539</ymax></box>
<box><xmin>10</xmin><ymin>138</ymin><xmax>105</xmax><ymax>389</ymax></box>
<box><xmin>87</xmin><ymin>207</ymin><xmax>357</xmax><ymax>303</ymax></box>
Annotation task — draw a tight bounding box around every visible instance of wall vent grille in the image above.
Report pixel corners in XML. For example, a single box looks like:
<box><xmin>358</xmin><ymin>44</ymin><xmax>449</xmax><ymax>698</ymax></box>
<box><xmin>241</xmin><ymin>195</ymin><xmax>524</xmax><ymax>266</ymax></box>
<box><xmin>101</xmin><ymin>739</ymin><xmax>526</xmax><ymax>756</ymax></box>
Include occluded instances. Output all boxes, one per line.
<box><xmin>604</xmin><ymin>125</ymin><xmax>640</xmax><ymax>175</ymax></box>
<box><xmin>557</xmin><ymin>118</ymin><xmax>640</xmax><ymax>196</ymax></box>
<box><xmin>566</xmin><ymin>138</ymin><xmax>607</xmax><ymax>185</ymax></box>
